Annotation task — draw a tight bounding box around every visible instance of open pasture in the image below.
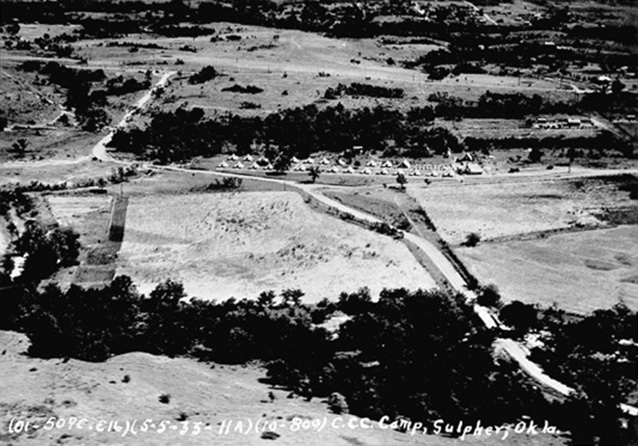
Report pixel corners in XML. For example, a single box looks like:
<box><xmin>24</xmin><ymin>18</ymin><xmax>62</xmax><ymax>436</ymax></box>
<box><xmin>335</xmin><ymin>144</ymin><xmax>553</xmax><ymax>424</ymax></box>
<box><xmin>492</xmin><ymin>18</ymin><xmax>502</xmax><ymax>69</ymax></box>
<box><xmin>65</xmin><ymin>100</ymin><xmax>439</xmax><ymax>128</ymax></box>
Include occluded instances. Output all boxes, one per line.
<box><xmin>116</xmin><ymin>191</ymin><xmax>435</xmax><ymax>302</ymax></box>
<box><xmin>408</xmin><ymin>176</ymin><xmax>637</xmax><ymax>245</ymax></box>
<box><xmin>458</xmin><ymin>225</ymin><xmax>638</xmax><ymax>313</ymax></box>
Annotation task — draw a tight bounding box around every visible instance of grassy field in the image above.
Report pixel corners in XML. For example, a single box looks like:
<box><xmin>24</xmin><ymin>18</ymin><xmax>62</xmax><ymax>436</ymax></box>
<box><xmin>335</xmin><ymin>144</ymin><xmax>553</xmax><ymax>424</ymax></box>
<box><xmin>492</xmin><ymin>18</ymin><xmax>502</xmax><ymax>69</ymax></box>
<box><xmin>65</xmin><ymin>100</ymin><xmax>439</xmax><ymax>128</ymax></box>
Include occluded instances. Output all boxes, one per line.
<box><xmin>457</xmin><ymin>225</ymin><xmax>638</xmax><ymax>314</ymax></box>
<box><xmin>408</xmin><ymin>176</ymin><xmax>638</xmax><ymax>245</ymax></box>
<box><xmin>116</xmin><ymin>191</ymin><xmax>434</xmax><ymax>302</ymax></box>
<box><xmin>64</xmin><ymin>22</ymin><xmax>576</xmax><ymax>118</ymax></box>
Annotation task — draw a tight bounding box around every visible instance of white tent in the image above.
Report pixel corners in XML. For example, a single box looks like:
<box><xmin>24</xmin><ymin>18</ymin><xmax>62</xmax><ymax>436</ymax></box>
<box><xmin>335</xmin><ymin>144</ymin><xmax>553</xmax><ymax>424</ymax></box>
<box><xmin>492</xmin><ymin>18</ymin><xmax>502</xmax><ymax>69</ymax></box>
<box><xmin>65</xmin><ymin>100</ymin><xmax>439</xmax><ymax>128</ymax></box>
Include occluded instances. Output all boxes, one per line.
<box><xmin>399</xmin><ymin>159</ymin><xmax>411</xmax><ymax>168</ymax></box>
<box><xmin>234</xmin><ymin>162</ymin><xmax>245</xmax><ymax>169</ymax></box>
<box><xmin>265</xmin><ymin>163</ymin><xmax>274</xmax><ymax>170</ymax></box>
<box><xmin>458</xmin><ymin>152</ymin><xmax>474</xmax><ymax>162</ymax></box>
<box><xmin>217</xmin><ymin>161</ymin><xmax>229</xmax><ymax>168</ymax></box>
<box><xmin>304</xmin><ymin>157</ymin><xmax>314</xmax><ymax>164</ymax></box>
<box><xmin>345</xmin><ymin>167</ymin><xmax>355</xmax><ymax>174</ymax></box>
<box><xmin>411</xmin><ymin>170</ymin><xmax>421</xmax><ymax>176</ymax></box>
<box><xmin>295</xmin><ymin>164</ymin><xmax>307</xmax><ymax>171</ymax></box>
<box><xmin>382</xmin><ymin>160</ymin><xmax>393</xmax><ymax>168</ymax></box>
<box><xmin>258</xmin><ymin>156</ymin><xmax>270</xmax><ymax>164</ymax></box>
<box><xmin>380</xmin><ymin>168</ymin><xmax>389</xmax><ymax>175</ymax></box>
<box><xmin>250</xmin><ymin>162</ymin><xmax>260</xmax><ymax>169</ymax></box>
<box><xmin>291</xmin><ymin>156</ymin><xmax>300</xmax><ymax>163</ymax></box>
<box><xmin>228</xmin><ymin>154</ymin><xmax>238</xmax><ymax>161</ymax></box>
<box><xmin>338</xmin><ymin>159</ymin><xmax>347</xmax><ymax>167</ymax></box>
<box><xmin>366</xmin><ymin>160</ymin><xmax>377</xmax><ymax>167</ymax></box>
<box><xmin>362</xmin><ymin>168</ymin><xmax>372</xmax><ymax>175</ymax></box>
<box><xmin>243</xmin><ymin>154</ymin><xmax>254</xmax><ymax>162</ymax></box>
<box><xmin>320</xmin><ymin>157</ymin><xmax>330</xmax><ymax>165</ymax></box>
<box><xmin>330</xmin><ymin>166</ymin><xmax>340</xmax><ymax>173</ymax></box>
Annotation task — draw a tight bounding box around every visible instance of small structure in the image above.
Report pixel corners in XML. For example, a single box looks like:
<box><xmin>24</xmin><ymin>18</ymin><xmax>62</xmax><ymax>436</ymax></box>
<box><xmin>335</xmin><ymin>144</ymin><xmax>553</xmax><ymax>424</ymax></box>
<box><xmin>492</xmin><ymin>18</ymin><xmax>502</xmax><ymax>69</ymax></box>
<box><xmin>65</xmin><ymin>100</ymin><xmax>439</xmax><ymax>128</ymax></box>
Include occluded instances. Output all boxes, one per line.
<box><xmin>458</xmin><ymin>152</ymin><xmax>474</xmax><ymax>162</ymax></box>
<box><xmin>462</xmin><ymin>163</ymin><xmax>483</xmax><ymax>175</ymax></box>
<box><xmin>228</xmin><ymin>154</ymin><xmax>238</xmax><ymax>161</ymax></box>
<box><xmin>345</xmin><ymin>166</ymin><xmax>355</xmax><ymax>174</ymax></box>
<box><xmin>320</xmin><ymin>157</ymin><xmax>331</xmax><ymax>165</ymax></box>
<box><xmin>399</xmin><ymin>159</ymin><xmax>411</xmax><ymax>169</ymax></box>
<box><xmin>234</xmin><ymin>161</ymin><xmax>245</xmax><ymax>169</ymax></box>
<box><xmin>337</xmin><ymin>159</ymin><xmax>347</xmax><ymax>167</ymax></box>
<box><xmin>291</xmin><ymin>156</ymin><xmax>300</xmax><ymax>163</ymax></box>
<box><xmin>250</xmin><ymin>162</ymin><xmax>260</xmax><ymax>170</ymax></box>
<box><xmin>382</xmin><ymin>160</ymin><xmax>393</xmax><ymax>168</ymax></box>
<box><xmin>217</xmin><ymin>161</ymin><xmax>229</xmax><ymax>168</ymax></box>
<box><xmin>330</xmin><ymin>166</ymin><xmax>340</xmax><ymax>173</ymax></box>
<box><xmin>243</xmin><ymin>154</ymin><xmax>254</xmax><ymax>162</ymax></box>
<box><xmin>411</xmin><ymin>170</ymin><xmax>421</xmax><ymax>176</ymax></box>
<box><xmin>567</xmin><ymin>118</ymin><xmax>581</xmax><ymax>127</ymax></box>
<box><xmin>304</xmin><ymin>157</ymin><xmax>315</xmax><ymax>164</ymax></box>
<box><xmin>379</xmin><ymin>168</ymin><xmax>389</xmax><ymax>175</ymax></box>
<box><xmin>362</xmin><ymin>168</ymin><xmax>372</xmax><ymax>175</ymax></box>
<box><xmin>366</xmin><ymin>160</ymin><xmax>377</xmax><ymax>167</ymax></box>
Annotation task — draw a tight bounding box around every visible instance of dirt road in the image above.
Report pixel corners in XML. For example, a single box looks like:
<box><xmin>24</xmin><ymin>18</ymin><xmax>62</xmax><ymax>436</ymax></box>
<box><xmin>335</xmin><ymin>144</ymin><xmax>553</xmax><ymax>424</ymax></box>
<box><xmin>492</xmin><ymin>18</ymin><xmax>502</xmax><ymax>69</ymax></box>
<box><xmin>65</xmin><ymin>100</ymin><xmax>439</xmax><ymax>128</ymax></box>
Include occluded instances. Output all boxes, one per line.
<box><xmin>92</xmin><ymin>71</ymin><xmax>176</xmax><ymax>162</ymax></box>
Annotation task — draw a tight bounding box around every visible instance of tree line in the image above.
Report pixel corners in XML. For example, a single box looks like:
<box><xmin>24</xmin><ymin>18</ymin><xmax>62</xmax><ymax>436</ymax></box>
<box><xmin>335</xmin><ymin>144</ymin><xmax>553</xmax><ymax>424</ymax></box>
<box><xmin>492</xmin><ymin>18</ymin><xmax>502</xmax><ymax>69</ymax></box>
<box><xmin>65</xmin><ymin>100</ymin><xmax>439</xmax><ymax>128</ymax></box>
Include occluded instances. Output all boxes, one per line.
<box><xmin>324</xmin><ymin>83</ymin><xmax>405</xmax><ymax>100</ymax></box>
<box><xmin>108</xmin><ymin>103</ymin><xmax>464</xmax><ymax>164</ymax></box>
<box><xmin>1</xmin><ymin>272</ymin><xmax>634</xmax><ymax>444</ymax></box>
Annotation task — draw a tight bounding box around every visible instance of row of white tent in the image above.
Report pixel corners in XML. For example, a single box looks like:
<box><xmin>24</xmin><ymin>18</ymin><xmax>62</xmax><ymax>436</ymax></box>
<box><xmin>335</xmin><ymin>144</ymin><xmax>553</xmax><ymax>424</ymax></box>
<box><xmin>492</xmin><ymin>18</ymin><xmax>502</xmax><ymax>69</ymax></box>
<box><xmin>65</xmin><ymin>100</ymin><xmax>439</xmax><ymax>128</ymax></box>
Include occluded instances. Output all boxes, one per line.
<box><xmin>216</xmin><ymin>161</ymin><xmax>453</xmax><ymax>177</ymax></box>
<box><xmin>224</xmin><ymin>154</ymin><xmax>413</xmax><ymax>169</ymax></box>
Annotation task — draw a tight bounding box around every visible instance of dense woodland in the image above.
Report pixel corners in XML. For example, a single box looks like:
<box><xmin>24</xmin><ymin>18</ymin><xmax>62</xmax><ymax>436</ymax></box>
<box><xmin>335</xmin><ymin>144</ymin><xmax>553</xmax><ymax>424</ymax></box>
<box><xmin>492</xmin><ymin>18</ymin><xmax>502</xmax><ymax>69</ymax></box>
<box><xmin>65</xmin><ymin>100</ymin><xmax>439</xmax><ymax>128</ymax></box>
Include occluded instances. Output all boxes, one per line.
<box><xmin>108</xmin><ymin>103</ymin><xmax>464</xmax><ymax>163</ymax></box>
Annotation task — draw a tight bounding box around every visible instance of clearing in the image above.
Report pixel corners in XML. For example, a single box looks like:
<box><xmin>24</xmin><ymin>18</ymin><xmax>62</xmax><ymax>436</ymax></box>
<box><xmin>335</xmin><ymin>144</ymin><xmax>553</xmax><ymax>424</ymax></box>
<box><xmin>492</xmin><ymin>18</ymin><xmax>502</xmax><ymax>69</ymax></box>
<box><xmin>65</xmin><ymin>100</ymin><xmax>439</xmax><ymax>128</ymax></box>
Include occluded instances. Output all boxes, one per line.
<box><xmin>457</xmin><ymin>225</ymin><xmax>638</xmax><ymax>314</ymax></box>
<box><xmin>116</xmin><ymin>191</ymin><xmax>434</xmax><ymax>302</ymax></box>
<box><xmin>408</xmin><ymin>176</ymin><xmax>638</xmax><ymax>245</ymax></box>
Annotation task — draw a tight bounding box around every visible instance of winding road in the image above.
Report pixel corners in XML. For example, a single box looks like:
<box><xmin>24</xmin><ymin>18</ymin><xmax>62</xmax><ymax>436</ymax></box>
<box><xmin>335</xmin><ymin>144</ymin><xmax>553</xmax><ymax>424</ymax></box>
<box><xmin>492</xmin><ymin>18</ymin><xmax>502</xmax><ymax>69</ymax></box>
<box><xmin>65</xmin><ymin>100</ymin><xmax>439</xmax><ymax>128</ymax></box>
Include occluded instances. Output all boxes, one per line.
<box><xmin>86</xmin><ymin>71</ymin><xmax>638</xmax><ymax>417</ymax></box>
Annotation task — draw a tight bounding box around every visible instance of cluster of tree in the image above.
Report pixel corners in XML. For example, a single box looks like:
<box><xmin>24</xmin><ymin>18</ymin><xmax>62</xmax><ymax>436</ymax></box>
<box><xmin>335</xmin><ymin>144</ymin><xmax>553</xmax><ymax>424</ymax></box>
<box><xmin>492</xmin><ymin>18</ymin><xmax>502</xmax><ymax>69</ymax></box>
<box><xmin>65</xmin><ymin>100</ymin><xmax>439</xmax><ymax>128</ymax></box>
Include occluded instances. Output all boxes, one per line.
<box><xmin>18</xmin><ymin>61</ymin><xmax>106</xmax><ymax>90</ymax></box>
<box><xmin>221</xmin><ymin>84</ymin><xmax>264</xmax><ymax>94</ymax></box>
<box><xmin>464</xmin><ymin>132</ymin><xmax>631</xmax><ymax>157</ymax></box>
<box><xmin>324</xmin><ymin>83</ymin><xmax>405</xmax><ymax>100</ymax></box>
<box><xmin>429</xmin><ymin>90</ymin><xmax>637</xmax><ymax>131</ymax></box>
<box><xmin>0</xmin><ymin>188</ymin><xmax>33</xmax><ymax>220</ymax></box>
<box><xmin>151</xmin><ymin>24</ymin><xmax>216</xmax><ymax>38</ymax></box>
<box><xmin>188</xmin><ymin>65</ymin><xmax>219</xmax><ymax>84</ymax></box>
<box><xmin>108</xmin><ymin>103</ymin><xmax>462</xmax><ymax>164</ymax></box>
<box><xmin>104</xmin><ymin>76</ymin><xmax>151</xmax><ymax>96</ymax></box>
<box><xmin>3</xmin><ymin>221</ymin><xmax>80</xmax><ymax>285</ymax></box>
<box><xmin>2</xmin><ymin>30</ymin><xmax>78</xmax><ymax>56</ymax></box>
<box><xmin>519</xmin><ymin>302</ymin><xmax>637</xmax><ymax>445</ymax></box>
<box><xmin>17</xmin><ymin>61</ymin><xmax>111</xmax><ymax>131</ymax></box>
<box><xmin>403</xmin><ymin>31</ymin><xmax>637</xmax><ymax>75</ymax></box>
<box><xmin>0</xmin><ymin>277</ymin><xmax>542</xmax><ymax>427</ymax></box>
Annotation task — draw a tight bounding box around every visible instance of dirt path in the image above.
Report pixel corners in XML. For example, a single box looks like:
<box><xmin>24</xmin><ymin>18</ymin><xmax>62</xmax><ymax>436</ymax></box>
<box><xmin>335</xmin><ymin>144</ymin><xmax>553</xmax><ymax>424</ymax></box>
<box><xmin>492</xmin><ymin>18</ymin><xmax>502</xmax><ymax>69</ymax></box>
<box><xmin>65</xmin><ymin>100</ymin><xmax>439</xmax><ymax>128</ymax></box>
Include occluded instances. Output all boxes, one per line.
<box><xmin>92</xmin><ymin>71</ymin><xmax>176</xmax><ymax>162</ymax></box>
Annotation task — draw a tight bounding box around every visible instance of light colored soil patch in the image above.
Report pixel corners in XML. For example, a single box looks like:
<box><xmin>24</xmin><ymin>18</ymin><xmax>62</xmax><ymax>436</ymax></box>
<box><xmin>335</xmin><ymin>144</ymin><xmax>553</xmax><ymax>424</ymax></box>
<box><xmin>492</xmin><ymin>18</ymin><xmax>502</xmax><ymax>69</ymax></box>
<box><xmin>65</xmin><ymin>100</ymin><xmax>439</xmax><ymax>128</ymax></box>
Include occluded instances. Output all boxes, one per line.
<box><xmin>0</xmin><ymin>217</ymin><xmax>9</xmax><ymax>258</ymax></box>
<box><xmin>458</xmin><ymin>226</ymin><xmax>638</xmax><ymax>314</ymax></box>
<box><xmin>116</xmin><ymin>191</ymin><xmax>434</xmax><ymax>302</ymax></box>
<box><xmin>408</xmin><ymin>178</ymin><xmax>632</xmax><ymax>245</ymax></box>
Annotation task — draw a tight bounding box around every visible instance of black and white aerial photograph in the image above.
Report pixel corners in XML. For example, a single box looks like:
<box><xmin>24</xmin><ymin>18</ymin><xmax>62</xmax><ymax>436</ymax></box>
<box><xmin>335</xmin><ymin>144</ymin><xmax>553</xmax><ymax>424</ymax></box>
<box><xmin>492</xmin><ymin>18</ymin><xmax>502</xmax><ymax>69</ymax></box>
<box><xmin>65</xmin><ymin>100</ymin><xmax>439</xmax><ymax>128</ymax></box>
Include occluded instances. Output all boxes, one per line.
<box><xmin>0</xmin><ymin>0</ymin><xmax>637</xmax><ymax>444</ymax></box>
